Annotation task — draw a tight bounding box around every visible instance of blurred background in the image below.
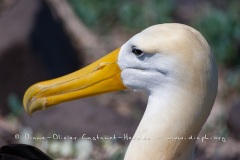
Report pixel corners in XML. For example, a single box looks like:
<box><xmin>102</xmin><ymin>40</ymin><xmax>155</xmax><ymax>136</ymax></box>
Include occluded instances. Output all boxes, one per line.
<box><xmin>0</xmin><ymin>0</ymin><xmax>239</xmax><ymax>159</ymax></box>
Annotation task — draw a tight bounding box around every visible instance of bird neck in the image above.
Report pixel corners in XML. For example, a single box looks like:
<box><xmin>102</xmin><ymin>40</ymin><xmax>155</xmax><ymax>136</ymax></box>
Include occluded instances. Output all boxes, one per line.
<box><xmin>124</xmin><ymin>87</ymin><xmax>210</xmax><ymax>160</ymax></box>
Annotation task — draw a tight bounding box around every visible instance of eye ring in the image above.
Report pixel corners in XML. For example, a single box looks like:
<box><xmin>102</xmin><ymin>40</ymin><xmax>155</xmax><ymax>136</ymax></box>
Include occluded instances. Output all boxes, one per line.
<box><xmin>132</xmin><ymin>47</ymin><xmax>144</xmax><ymax>57</ymax></box>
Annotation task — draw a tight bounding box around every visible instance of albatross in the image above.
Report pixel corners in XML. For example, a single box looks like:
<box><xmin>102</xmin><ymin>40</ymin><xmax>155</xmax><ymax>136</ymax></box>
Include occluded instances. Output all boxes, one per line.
<box><xmin>23</xmin><ymin>23</ymin><xmax>218</xmax><ymax>160</ymax></box>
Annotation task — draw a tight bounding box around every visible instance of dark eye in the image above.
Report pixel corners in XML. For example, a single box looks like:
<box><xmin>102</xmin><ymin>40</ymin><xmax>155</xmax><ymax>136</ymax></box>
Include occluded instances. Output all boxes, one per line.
<box><xmin>132</xmin><ymin>47</ymin><xmax>144</xmax><ymax>57</ymax></box>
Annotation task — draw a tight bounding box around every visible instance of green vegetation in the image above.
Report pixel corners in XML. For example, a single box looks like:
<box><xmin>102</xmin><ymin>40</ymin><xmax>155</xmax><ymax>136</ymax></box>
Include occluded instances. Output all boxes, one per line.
<box><xmin>68</xmin><ymin>0</ymin><xmax>174</xmax><ymax>31</ymax></box>
<box><xmin>7</xmin><ymin>93</ymin><xmax>23</xmax><ymax>116</ymax></box>
<box><xmin>194</xmin><ymin>1</ymin><xmax>240</xmax><ymax>68</ymax></box>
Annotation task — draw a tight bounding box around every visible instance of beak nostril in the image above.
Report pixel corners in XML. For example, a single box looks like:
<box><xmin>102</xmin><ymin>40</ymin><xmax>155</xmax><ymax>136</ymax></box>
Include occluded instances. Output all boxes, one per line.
<box><xmin>94</xmin><ymin>62</ymin><xmax>110</xmax><ymax>71</ymax></box>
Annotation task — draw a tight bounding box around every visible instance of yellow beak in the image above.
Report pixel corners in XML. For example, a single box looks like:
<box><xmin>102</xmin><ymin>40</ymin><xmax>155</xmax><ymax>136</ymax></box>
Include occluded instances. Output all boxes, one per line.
<box><xmin>23</xmin><ymin>48</ymin><xmax>126</xmax><ymax>115</ymax></box>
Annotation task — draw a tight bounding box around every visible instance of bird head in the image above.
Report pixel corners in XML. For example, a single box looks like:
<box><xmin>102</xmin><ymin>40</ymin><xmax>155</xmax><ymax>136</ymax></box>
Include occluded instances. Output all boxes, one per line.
<box><xmin>23</xmin><ymin>23</ymin><xmax>217</xmax><ymax>116</ymax></box>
